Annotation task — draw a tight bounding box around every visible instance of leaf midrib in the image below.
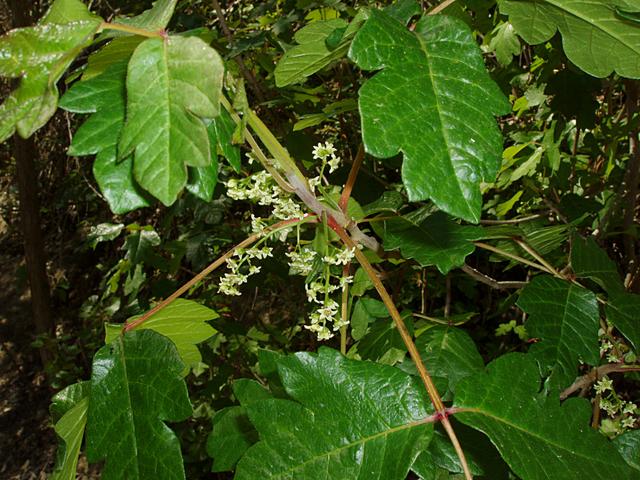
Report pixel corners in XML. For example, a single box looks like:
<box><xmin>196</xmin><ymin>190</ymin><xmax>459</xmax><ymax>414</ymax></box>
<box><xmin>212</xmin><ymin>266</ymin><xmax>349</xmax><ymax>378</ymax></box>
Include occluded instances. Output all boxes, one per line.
<box><xmin>413</xmin><ymin>29</ymin><xmax>468</xmax><ymax>207</ymax></box>
<box><xmin>458</xmin><ymin>407</ymin><xmax>616</xmax><ymax>467</ymax></box>
<box><xmin>269</xmin><ymin>415</ymin><xmax>431</xmax><ymax>478</ymax></box>
<box><xmin>117</xmin><ymin>335</ymin><xmax>140</xmax><ymax>477</ymax></box>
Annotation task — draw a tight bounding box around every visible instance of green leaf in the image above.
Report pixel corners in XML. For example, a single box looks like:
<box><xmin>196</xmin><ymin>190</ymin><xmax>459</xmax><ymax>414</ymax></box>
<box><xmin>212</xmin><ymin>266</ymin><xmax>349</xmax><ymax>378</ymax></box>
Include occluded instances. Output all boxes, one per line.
<box><xmin>86</xmin><ymin>329</ymin><xmax>193</xmax><ymax>479</ymax></box>
<box><xmin>235</xmin><ymin>348</ymin><xmax>432</xmax><ymax>479</ymax></box>
<box><xmin>105</xmin><ymin>299</ymin><xmax>217</xmax><ymax>372</ymax></box>
<box><xmin>187</xmin><ymin>160</ymin><xmax>218</xmax><ymax>202</ymax></box>
<box><xmin>208</xmin><ymin>108</ymin><xmax>241</xmax><ymax>172</ymax></box>
<box><xmin>0</xmin><ymin>0</ymin><xmax>102</xmax><ymax>141</ymax></box>
<box><xmin>416</xmin><ymin>326</ymin><xmax>484</xmax><ymax>393</ymax></box>
<box><xmin>87</xmin><ymin>222</ymin><xmax>124</xmax><ymax>249</ymax></box>
<box><xmin>349</xmin><ymin>12</ymin><xmax>510</xmax><ymax>222</ymax></box>
<box><xmin>498</xmin><ymin>0</ymin><xmax>640</xmax><ymax>78</ymax></box>
<box><xmin>274</xmin><ymin>11</ymin><xmax>368</xmax><ymax>87</ymax></box>
<box><xmin>488</xmin><ymin>21</ymin><xmax>521</xmax><ymax>67</ymax></box>
<box><xmin>116</xmin><ymin>0</ymin><xmax>178</xmax><ymax>31</ymax></box>
<box><xmin>123</xmin><ymin>226</ymin><xmax>161</xmax><ymax>264</ymax></box>
<box><xmin>385</xmin><ymin>0</ymin><xmax>421</xmax><ymax>24</ymax></box>
<box><xmin>517</xmin><ymin>275</ymin><xmax>599</xmax><ymax>390</ymax></box>
<box><xmin>606</xmin><ymin>292</ymin><xmax>640</xmax><ymax>351</ymax></box>
<box><xmin>362</xmin><ymin>191</ymin><xmax>405</xmax><ymax>216</ymax></box>
<box><xmin>83</xmin><ymin>36</ymin><xmax>144</xmax><ymax>80</ymax></box>
<box><xmin>454</xmin><ymin>353</ymin><xmax>635</xmax><ymax>479</ymax></box>
<box><xmin>50</xmin><ymin>382</ymin><xmax>89</xmax><ymax>480</ymax></box>
<box><xmin>207</xmin><ymin>380</ymin><xmax>271</xmax><ymax>472</ymax></box>
<box><xmin>614</xmin><ymin>430</ymin><xmax>640</xmax><ymax>472</ymax></box>
<box><xmin>275</xmin><ymin>19</ymin><xmax>347</xmax><ymax>87</ymax></box>
<box><xmin>351</xmin><ymin>297</ymin><xmax>390</xmax><ymax>340</ymax></box>
<box><xmin>357</xmin><ymin>317</ymin><xmax>408</xmax><ymax>363</ymax></box>
<box><xmin>382</xmin><ymin>211</ymin><xmax>485</xmax><ymax>274</ymax></box>
<box><xmin>94</xmin><ymin>149</ymin><xmax>152</xmax><ymax>214</ymax></box>
<box><xmin>571</xmin><ymin>235</ymin><xmax>624</xmax><ymax>295</ymax></box>
<box><xmin>60</xmin><ymin>61</ymin><xmax>150</xmax><ymax>213</ymax></box>
<box><xmin>119</xmin><ymin>36</ymin><xmax>224</xmax><ymax>205</ymax></box>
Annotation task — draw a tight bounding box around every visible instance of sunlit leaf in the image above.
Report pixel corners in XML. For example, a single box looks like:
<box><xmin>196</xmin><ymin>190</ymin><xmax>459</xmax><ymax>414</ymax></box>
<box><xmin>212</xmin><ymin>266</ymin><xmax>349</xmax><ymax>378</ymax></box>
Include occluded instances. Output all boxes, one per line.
<box><xmin>86</xmin><ymin>330</ymin><xmax>192</xmax><ymax>479</ymax></box>
<box><xmin>349</xmin><ymin>11</ymin><xmax>510</xmax><ymax>222</ymax></box>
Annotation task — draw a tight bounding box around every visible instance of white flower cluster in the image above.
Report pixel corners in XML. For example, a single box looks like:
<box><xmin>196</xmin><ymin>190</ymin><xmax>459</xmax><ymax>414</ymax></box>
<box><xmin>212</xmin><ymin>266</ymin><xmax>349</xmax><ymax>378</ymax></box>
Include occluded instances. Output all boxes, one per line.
<box><xmin>302</xmin><ymin>274</ymin><xmax>353</xmax><ymax>341</ymax></box>
<box><xmin>218</xmin><ymin>246</ymin><xmax>273</xmax><ymax>296</ymax></box>
<box><xmin>594</xmin><ymin>376</ymin><xmax>639</xmax><ymax>433</ymax></box>
<box><xmin>226</xmin><ymin>171</ymin><xmax>304</xmax><ymax>222</ymax></box>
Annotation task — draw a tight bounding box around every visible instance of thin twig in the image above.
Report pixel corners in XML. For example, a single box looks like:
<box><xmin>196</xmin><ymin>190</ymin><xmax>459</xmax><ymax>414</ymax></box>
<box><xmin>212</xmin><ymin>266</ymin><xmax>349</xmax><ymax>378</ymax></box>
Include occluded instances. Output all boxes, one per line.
<box><xmin>474</xmin><ymin>241</ymin><xmax>553</xmax><ymax>274</ymax></box>
<box><xmin>461</xmin><ymin>264</ymin><xmax>527</xmax><ymax>290</ymax></box>
<box><xmin>427</xmin><ymin>0</ymin><xmax>457</xmax><ymax>16</ymax></box>
<box><xmin>511</xmin><ymin>237</ymin><xmax>563</xmax><ymax>279</ymax></box>
<box><xmin>339</xmin><ymin>144</ymin><xmax>365</xmax><ymax>212</ymax></box>
<box><xmin>479</xmin><ymin>214</ymin><xmax>543</xmax><ymax>225</ymax></box>
<box><xmin>560</xmin><ymin>363</ymin><xmax>640</xmax><ymax>401</ymax></box>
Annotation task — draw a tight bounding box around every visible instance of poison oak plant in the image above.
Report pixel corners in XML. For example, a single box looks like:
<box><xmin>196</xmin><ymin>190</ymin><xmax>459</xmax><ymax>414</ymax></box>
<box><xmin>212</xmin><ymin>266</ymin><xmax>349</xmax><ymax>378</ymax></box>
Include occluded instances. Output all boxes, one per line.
<box><xmin>2</xmin><ymin>0</ymin><xmax>640</xmax><ymax>478</ymax></box>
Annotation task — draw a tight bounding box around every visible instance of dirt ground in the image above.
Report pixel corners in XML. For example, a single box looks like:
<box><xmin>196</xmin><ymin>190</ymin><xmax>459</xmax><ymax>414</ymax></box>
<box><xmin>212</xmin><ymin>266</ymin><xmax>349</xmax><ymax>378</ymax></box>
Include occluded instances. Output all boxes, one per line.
<box><xmin>0</xmin><ymin>254</ymin><xmax>99</xmax><ymax>479</ymax></box>
<box><xmin>0</xmin><ymin>254</ymin><xmax>56</xmax><ymax>478</ymax></box>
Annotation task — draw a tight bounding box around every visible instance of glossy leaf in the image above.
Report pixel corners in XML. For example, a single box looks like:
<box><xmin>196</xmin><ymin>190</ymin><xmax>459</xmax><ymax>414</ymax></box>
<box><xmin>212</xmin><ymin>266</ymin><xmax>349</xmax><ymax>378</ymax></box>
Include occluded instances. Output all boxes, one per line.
<box><xmin>60</xmin><ymin>60</ymin><xmax>150</xmax><ymax>213</ymax></box>
<box><xmin>349</xmin><ymin>11</ymin><xmax>510</xmax><ymax>222</ymax></box>
<box><xmin>517</xmin><ymin>275</ymin><xmax>599</xmax><ymax>390</ymax></box>
<box><xmin>498</xmin><ymin>0</ymin><xmax>640</xmax><ymax>78</ymax></box>
<box><xmin>207</xmin><ymin>380</ymin><xmax>271</xmax><ymax>472</ymax></box>
<box><xmin>351</xmin><ymin>297</ymin><xmax>390</xmax><ymax>340</ymax></box>
<box><xmin>416</xmin><ymin>326</ymin><xmax>484</xmax><ymax>393</ymax></box>
<box><xmin>83</xmin><ymin>36</ymin><xmax>143</xmax><ymax>80</ymax></box>
<box><xmin>105</xmin><ymin>299</ymin><xmax>217</xmax><ymax>372</ymax></box>
<box><xmin>606</xmin><ymin>292</ymin><xmax>640</xmax><ymax>351</ymax></box>
<box><xmin>0</xmin><ymin>0</ymin><xmax>102</xmax><ymax>141</ymax></box>
<box><xmin>275</xmin><ymin>19</ymin><xmax>347</xmax><ymax>87</ymax></box>
<box><xmin>488</xmin><ymin>22</ymin><xmax>521</xmax><ymax>67</ymax></box>
<box><xmin>571</xmin><ymin>235</ymin><xmax>624</xmax><ymax>295</ymax></box>
<box><xmin>235</xmin><ymin>348</ymin><xmax>432</xmax><ymax>479</ymax></box>
<box><xmin>275</xmin><ymin>12</ymin><xmax>367</xmax><ymax>87</ymax></box>
<box><xmin>614</xmin><ymin>430</ymin><xmax>640</xmax><ymax>472</ymax></box>
<box><xmin>208</xmin><ymin>108</ymin><xmax>241</xmax><ymax>172</ymax></box>
<box><xmin>116</xmin><ymin>0</ymin><xmax>178</xmax><ymax>31</ymax></box>
<box><xmin>50</xmin><ymin>382</ymin><xmax>89</xmax><ymax>480</ymax></box>
<box><xmin>86</xmin><ymin>329</ymin><xmax>192</xmax><ymax>479</ymax></box>
<box><xmin>119</xmin><ymin>36</ymin><xmax>224</xmax><ymax>205</ymax></box>
<box><xmin>382</xmin><ymin>211</ymin><xmax>485</xmax><ymax>274</ymax></box>
<box><xmin>454</xmin><ymin>353</ymin><xmax>635</xmax><ymax>479</ymax></box>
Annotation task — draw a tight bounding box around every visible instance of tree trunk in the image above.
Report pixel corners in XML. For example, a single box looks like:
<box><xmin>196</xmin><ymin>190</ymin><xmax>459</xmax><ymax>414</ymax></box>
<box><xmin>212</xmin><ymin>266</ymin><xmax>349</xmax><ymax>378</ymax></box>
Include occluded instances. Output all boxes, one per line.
<box><xmin>8</xmin><ymin>0</ymin><xmax>55</xmax><ymax>367</ymax></box>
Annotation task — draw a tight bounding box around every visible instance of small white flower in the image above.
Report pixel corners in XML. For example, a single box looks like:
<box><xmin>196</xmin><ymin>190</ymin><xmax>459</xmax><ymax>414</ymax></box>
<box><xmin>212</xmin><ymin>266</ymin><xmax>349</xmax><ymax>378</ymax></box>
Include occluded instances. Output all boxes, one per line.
<box><xmin>308</xmin><ymin>176</ymin><xmax>321</xmax><ymax>189</ymax></box>
<box><xmin>327</xmin><ymin>154</ymin><xmax>340</xmax><ymax>173</ymax></box>
<box><xmin>594</xmin><ymin>377</ymin><xmax>614</xmax><ymax>394</ymax></box>
<box><xmin>600</xmin><ymin>398</ymin><xmax>618</xmax><ymax>416</ymax></box>
<box><xmin>340</xmin><ymin>275</ymin><xmax>354</xmax><ymax>287</ymax></box>
<box><xmin>622</xmin><ymin>417</ymin><xmax>636</xmax><ymax>429</ymax></box>
<box><xmin>312</xmin><ymin>141</ymin><xmax>336</xmax><ymax>161</ymax></box>
<box><xmin>623</xmin><ymin>402</ymin><xmax>637</xmax><ymax>415</ymax></box>
<box><xmin>606</xmin><ymin>353</ymin><xmax>620</xmax><ymax>363</ymax></box>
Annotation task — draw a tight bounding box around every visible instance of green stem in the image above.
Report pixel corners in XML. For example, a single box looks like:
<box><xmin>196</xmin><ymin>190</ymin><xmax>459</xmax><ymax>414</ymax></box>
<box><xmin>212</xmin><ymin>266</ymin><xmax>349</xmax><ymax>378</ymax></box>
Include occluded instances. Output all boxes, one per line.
<box><xmin>99</xmin><ymin>22</ymin><xmax>164</xmax><ymax>38</ymax></box>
